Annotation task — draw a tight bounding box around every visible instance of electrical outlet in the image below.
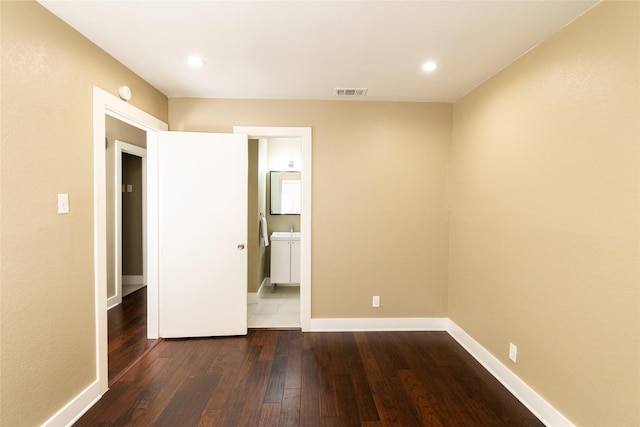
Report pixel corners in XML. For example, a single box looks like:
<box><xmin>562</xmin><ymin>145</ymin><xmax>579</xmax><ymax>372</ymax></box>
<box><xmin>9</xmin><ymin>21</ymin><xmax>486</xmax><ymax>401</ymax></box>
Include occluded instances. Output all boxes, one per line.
<box><xmin>372</xmin><ymin>295</ymin><xmax>380</xmax><ymax>308</ymax></box>
<box><xmin>509</xmin><ymin>343</ymin><xmax>517</xmax><ymax>363</ymax></box>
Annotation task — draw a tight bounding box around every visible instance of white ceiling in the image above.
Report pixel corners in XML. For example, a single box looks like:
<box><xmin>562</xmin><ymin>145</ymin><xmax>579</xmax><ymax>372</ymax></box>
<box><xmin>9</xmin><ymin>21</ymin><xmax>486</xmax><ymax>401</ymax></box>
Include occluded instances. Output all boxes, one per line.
<box><xmin>38</xmin><ymin>1</ymin><xmax>599</xmax><ymax>102</ymax></box>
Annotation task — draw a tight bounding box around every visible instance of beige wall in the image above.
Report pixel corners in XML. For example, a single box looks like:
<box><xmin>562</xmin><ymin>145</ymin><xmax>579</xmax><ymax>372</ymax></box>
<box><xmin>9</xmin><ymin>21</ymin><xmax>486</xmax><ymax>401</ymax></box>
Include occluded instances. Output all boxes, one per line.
<box><xmin>121</xmin><ymin>153</ymin><xmax>143</xmax><ymax>276</ymax></box>
<box><xmin>449</xmin><ymin>2</ymin><xmax>639</xmax><ymax>426</ymax></box>
<box><xmin>247</xmin><ymin>139</ymin><xmax>265</xmax><ymax>293</ymax></box>
<box><xmin>170</xmin><ymin>99</ymin><xmax>452</xmax><ymax>318</ymax></box>
<box><xmin>0</xmin><ymin>2</ymin><xmax>167</xmax><ymax>425</ymax></box>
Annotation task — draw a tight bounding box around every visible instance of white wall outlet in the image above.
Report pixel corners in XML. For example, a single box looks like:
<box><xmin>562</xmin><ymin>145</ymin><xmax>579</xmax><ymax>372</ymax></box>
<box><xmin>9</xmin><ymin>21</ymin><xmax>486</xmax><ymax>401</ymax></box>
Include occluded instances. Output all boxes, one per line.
<box><xmin>372</xmin><ymin>295</ymin><xmax>380</xmax><ymax>308</ymax></box>
<box><xmin>57</xmin><ymin>194</ymin><xmax>69</xmax><ymax>214</ymax></box>
<box><xmin>509</xmin><ymin>342</ymin><xmax>518</xmax><ymax>363</ymax></box>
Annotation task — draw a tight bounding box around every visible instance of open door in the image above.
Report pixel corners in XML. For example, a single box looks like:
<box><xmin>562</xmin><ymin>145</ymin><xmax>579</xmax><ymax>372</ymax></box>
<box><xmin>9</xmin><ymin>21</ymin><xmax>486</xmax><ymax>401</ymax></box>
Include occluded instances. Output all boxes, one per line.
<box><xmin>158</xmin><ymin>131</ymin><xmax>248</xmax><ymax>338</ymax></box>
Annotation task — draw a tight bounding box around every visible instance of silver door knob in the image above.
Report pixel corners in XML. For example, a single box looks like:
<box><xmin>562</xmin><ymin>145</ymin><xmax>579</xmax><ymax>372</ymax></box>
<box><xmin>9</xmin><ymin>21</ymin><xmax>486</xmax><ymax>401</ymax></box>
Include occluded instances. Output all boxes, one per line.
<box><xmin>237</xmin><ymin>243</ymin><xmax>245</xmax><ymax>250</ymax></box>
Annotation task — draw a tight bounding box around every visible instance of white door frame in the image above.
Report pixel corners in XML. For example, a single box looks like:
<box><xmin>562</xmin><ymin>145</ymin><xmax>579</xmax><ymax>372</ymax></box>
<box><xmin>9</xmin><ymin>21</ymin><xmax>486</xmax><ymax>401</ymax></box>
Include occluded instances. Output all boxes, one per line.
<box><xmin>105</xmin><ymin>141</ymin><xmax>147</xmax><ymax>309</ymax></box>
<box><xmin>234</xmin><ymin>126</ymin><xmax>312</xmax><ymax>331</ymax></box>
<box><xmin>93</xmin><ymin>87</ymin><xmax>166</xmax><ymax>393</ymax></box>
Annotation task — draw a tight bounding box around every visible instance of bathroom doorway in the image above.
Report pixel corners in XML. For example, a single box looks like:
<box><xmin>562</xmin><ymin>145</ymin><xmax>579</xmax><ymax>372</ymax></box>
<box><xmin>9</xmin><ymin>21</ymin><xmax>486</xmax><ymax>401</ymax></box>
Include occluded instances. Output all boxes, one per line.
<box><xmin>236</xmin><ymin>126</ymin><xmax>312</xmax><ymax>331</ymax></box>
<box><xmin>248</xmin><ymin>137</ymin><xmax>301</xmax><ymax>328</ymax></box>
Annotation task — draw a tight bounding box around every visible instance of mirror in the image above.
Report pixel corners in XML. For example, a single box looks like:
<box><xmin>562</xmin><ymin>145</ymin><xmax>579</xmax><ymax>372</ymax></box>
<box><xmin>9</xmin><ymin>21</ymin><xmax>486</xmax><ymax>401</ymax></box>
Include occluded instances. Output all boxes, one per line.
<box><xmin>270</xmin><ymin>171</ymin><xmax>301</xmax><ymax>215</ymax></box>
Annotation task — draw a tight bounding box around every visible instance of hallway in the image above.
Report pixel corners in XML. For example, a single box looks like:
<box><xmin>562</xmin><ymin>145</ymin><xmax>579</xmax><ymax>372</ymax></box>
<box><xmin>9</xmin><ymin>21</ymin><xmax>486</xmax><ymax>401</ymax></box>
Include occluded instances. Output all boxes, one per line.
<box><xmin>108</xmin><ymin>287</ymin><xmax>157</xmax><ymax>385</ymax></box>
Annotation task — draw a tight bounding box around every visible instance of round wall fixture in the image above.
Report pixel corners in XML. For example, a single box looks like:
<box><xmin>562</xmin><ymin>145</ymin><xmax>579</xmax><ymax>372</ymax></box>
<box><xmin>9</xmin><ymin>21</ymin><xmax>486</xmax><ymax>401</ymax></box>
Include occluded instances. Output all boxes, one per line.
<box><xmin>118</xmin><ymin>85</ymin><xmax>132</xmax><ymax>101</ymax></box>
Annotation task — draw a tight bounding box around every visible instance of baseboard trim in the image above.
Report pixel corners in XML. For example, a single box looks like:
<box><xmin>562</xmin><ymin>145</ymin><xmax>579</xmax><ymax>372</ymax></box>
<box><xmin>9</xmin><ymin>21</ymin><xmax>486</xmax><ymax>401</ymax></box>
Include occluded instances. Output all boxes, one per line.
<box><xmin>122</xmin><ymin>275</ymin><xmax>144</xmax><ymax>285</ymax></box>
<box><xmin>41</xmin><ymin>380</ymin><xmax>101</xmax><ymax>427</ymax></box>
<box><xmin>447</xmin><ymin>320</ymin><xmax>574</xmax><ymax>427</ymax></box>
<box><xmin>310</xmin><ymin>317</ymin><xmax>448</xmax><ymax>332</ymax></box>
<box><xmin>258</xmin><ymin>277</ymin><xmax>270</xmax><ymax>297</ymax></box>
<box><xmin>247</xmin><ymin>292</ymin><xmax>259</xmax><ymax>304</ymax></box>
<box><xmin>249</xmin><ymin>277</ymin><xmax>270</xmax><ymax>304</ymax></box>
<box><xmin>106</xmin><ymin>295</ymin><xmax>119</xmax><ymax>310</ymax></box>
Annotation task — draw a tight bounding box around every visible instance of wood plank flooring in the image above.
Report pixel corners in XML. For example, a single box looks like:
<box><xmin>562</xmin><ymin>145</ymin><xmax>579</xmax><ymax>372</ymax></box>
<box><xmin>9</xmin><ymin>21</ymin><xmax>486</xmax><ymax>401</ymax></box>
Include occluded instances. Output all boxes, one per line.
<box><xmin>108</xmin><ymin>287</ymin><xmax>158</xmax><ymax>385</ymax></box>
<box><xmin>78</xmin><ymin>327</ymin><xmax>543</xmax><ymax>426</ymax></box>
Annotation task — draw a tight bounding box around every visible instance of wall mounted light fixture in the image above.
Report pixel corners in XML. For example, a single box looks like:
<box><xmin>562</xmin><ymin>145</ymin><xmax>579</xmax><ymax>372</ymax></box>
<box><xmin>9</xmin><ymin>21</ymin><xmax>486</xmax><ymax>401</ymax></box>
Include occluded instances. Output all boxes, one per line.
<box><xmin>118</xmin><ymin>85</ymin><xmax>132</xmax><ymax>101</ymax></box>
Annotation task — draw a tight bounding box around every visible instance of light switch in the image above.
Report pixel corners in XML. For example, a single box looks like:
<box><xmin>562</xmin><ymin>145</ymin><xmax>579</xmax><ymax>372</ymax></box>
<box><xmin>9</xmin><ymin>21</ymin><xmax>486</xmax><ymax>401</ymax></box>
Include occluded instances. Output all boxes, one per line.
<box><xmin>127</xmin><ymin>184</ymin><xmax>133</xmax><ymax>193</ymax></box>
<box><xmin>57</xmin><ymin>194</ymin><xmax>69</xmax><ymax>214</ymax></box>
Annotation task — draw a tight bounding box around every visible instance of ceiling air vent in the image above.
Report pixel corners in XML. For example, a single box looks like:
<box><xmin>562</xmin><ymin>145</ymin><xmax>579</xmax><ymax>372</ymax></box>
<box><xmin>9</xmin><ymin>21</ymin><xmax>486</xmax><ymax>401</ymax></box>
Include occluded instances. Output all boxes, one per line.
<box><xmin>334</xmin><ymin>88</ymin><xmax>368</xmax><ymax>97</ymax></box>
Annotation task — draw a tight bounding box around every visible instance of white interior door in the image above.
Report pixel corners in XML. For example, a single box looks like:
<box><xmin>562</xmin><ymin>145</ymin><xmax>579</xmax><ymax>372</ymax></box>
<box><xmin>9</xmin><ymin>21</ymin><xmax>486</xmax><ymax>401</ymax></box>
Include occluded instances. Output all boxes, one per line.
<box><xmin>158</xmin><ymin>131</ymin><xmax>248</xmax><ymax>338</ymax></box>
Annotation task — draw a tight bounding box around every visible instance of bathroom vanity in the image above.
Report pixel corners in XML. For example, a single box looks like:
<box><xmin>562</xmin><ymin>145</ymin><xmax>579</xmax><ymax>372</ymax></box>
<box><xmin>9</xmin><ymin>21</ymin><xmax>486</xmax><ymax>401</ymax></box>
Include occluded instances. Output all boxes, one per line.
<box><xmin>270</xmin><ymin>232</ymin><xmax>301</xmax><ymax>285</ymax></box>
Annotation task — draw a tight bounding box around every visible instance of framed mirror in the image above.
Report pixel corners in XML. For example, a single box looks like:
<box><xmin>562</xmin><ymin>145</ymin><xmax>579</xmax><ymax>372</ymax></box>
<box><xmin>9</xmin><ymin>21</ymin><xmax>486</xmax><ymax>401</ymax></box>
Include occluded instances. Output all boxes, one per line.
<box><xmin>270</xmin><ymin>171</ymin><xmax>301</xmax><ymax>215</ymax></box>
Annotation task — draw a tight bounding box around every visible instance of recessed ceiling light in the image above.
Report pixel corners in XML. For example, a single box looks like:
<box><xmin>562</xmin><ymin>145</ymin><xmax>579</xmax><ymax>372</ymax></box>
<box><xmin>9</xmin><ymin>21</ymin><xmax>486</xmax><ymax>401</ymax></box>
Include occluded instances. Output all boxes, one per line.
<box><xmin>422</xmin><ymin>61</ymin><xmax>437</xmax><ymax>72</ymax></box>
<box><xmin>188</xmin><ymin>56</ymin><xmax>205</xmax><ymax>67</ymax></box>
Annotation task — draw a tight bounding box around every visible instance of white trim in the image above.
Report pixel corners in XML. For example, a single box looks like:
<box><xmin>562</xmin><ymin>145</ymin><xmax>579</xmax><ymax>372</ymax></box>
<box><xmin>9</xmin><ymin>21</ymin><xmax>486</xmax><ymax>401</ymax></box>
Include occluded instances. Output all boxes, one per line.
<box><xmin>106</xmin><ymin>294</ymin><xmax>119</xmax><ymax>310</ymax></box>
<box><xmin>122</xmin><ymin>275</ymin><xmax>145</xmax><ymax>285</ymax></box>
<box><xmin>310</xmin><ymin>317</ymin><xmax>448</xmax><ymax>332</ymax></box>
<box><xmin>447</xmin><ymin>321</ymin><xmax>575</xmax><ymax>427</ymax></box>
<box><xmin>234</xmin><ymin>126</ymin><xmax>312</xmax><ymax>331</ymax></box>
<box><xmin>93</xmin><ymin>87</ymin><xmax>167</xmax><ymax>395</ymax></box>
<box><xmin>248</xmin><ymin>267</ymin><xmax>270</xmax><ymax>304</ymax></box>
<box><xmin>115</xmin><ymin>141</ymin><xmax>147</xmax><ymax>307</ymax></box>
<box><xmin>41</xmin><ymin>380</ymin><xmax>101</xmax><ymax>427</ymax></box>
<box><xmin>258</xmin><ymin>277</ymin><xmax>269</xmax><ymax>297</ymax></box>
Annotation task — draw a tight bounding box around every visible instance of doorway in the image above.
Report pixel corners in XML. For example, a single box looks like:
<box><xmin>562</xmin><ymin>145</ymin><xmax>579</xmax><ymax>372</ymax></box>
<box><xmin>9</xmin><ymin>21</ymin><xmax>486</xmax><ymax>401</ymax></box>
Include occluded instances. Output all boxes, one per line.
<box><xmin>235</xmin><ymin>127</ymin><xmax>312</xmax><ymax>332</ymax></box>
<box><xmin>93</xmin><ymin>87</ymin><xmax>167</xmax><ymax>393</ymax></box>
<box><xmin>247</xmin><ymin>137</ymin><xmax>302</xmax><ymax>328</ymax></box>
<box><xmin>115</xmin><ymin>142</ymin><xmax>147</xmax><ymax>301</ymax></box>
<box><xmin>104</xmin><ymin>119</ymin><xmax>151</xmax><ymax>383</ymax></box>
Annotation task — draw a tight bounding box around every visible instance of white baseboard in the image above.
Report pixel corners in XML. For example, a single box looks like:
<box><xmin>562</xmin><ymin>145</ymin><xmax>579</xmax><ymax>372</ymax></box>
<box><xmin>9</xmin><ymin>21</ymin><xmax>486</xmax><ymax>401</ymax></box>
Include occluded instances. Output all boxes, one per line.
<box><xmin>248</xmin><ymin>292</ymin><xmax>259</xmax><ymax>304</ymax></box>
<box><xmin>447</xmin><ymin>320</ymin><xmax>574</xmax><ymax>427</ymax></box>
<box><xmin>41</xmin><ymin>380</ymin><xmax>101</xmax><ymax>427</ymax></box>
<box><xmin>310</xmin><ymin>317</ymin><xmax>448</xmax><ymax>332</ymax></box>
<box><xmin>248</xmin><ymin>277</ymin><xmax>270</xmax><ymax>303</ymax></box>
<box><xmin>122</xmin><ymin>275</ymin><xmax>144</xmax><ymax>285</ymax></box>
<box><xmin>258</xmin><ymin>277</ymin><xmax>269</xmax><ymax>297</ymax></box>
<box><xmin>106</xmin><ymin>294</ymin><xmax>119</xmax><ymax>310</ymax></box>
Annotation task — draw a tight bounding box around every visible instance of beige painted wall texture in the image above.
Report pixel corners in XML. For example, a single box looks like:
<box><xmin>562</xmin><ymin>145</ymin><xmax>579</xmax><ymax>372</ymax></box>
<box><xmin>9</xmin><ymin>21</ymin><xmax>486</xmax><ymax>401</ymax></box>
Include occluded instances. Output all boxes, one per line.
<box><xmin>449</xmin><ymin>2</ymin><xmax>639</xmax><ymax>425</ymax></box>
<box><xmin>0</xmin><ymin>2</ymin><xmax>167</xmax><ymax>425</ymax></box>
<box><xmin>170</xmin><ymin>99</ymin><xmax>452</xmax><ymax>318</ymax></box>
<box><xmin>121</xmin><ymin>153</ymin><xmax>143</xmax><ymax>276</ymax></box>
<box><xmin>247</xmin><ymin>139</ymin><xmax>263</xmax><ymax>293</ymax></box>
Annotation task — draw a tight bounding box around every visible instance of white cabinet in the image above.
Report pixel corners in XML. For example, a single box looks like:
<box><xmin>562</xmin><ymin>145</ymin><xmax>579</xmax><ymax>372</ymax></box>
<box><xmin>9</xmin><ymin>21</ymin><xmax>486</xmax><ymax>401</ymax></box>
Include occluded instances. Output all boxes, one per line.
<box><xmin>270</xmin><ymin>233</ymin><xmax>301</xmax><ymax>284</ymax></box>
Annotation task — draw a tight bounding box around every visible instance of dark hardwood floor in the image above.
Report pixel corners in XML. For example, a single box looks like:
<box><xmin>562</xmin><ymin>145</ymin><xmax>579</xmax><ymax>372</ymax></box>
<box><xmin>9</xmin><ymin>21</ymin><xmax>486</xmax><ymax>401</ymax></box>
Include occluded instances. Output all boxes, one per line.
<box><xmin>108</xmin><ymin>287</ymin><xmax>158</xmax><ymax>385</ymax></box>
<box><xmin>79</xmin><ymin>311</ymin><xmax>543</xmax><ymax>426</ymax></box>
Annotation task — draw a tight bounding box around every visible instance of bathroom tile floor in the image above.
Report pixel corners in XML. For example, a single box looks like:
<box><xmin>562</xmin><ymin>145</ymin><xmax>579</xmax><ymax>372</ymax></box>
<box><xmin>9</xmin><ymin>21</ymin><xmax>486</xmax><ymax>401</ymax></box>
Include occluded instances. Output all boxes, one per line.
<box><xmin>247</xmin><ymin>284</ymin><xmax>300</xmax><ymax>328</ymax></box>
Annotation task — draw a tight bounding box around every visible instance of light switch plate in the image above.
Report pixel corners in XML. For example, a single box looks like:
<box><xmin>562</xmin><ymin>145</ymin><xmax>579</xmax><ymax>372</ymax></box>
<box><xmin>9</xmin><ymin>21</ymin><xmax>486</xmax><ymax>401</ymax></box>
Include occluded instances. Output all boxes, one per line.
<box><xmin>509</xmin><ymin>343</ymin><xmax>517</xmax><ymax>362</ymax></box>
<box><xmin>57</xmin><ymin>194</ymin><xmax>69</xmax><ymax>214</ymax></box>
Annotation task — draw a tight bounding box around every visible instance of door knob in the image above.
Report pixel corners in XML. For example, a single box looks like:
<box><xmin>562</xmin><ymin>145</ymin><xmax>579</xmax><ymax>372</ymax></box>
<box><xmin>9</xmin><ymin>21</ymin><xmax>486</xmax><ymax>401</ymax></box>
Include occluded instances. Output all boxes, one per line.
<box><xmin>237</xmin><ymin>243</ymin><xmax>245</xmax><ymax>250</ymax></box>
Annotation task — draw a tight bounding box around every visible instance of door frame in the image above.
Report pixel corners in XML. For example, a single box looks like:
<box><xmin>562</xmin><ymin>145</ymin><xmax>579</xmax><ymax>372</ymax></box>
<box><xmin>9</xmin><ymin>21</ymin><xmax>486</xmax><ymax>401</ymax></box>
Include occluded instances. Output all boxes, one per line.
<box><xmin>93</xmin><ymin>87</ymin><xmax>166</xmax><ymax>393</ymax></box>
<box><xmin>234</xmin><ymin>126</ymin><xmax>312</xmax><ymax>331</ymax></box>
<box><xmin>105</xmin><ymin>141</ymin><xmax>147</xmax><ymax>309</ymax></box>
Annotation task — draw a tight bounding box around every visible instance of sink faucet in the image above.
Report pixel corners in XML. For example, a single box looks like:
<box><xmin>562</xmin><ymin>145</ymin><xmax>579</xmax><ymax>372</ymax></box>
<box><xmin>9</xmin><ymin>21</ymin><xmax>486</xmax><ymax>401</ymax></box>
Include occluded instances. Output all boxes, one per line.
<box><xmin>290</xmin><ymin>224</ymin><xmax>294</xmax><ymax>232</ymax></box>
